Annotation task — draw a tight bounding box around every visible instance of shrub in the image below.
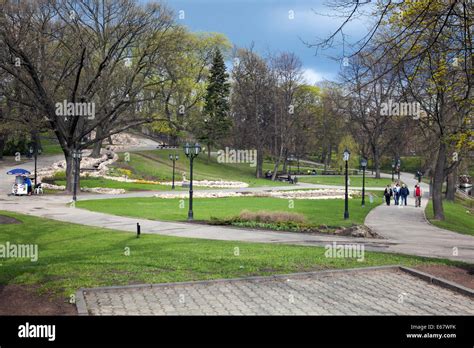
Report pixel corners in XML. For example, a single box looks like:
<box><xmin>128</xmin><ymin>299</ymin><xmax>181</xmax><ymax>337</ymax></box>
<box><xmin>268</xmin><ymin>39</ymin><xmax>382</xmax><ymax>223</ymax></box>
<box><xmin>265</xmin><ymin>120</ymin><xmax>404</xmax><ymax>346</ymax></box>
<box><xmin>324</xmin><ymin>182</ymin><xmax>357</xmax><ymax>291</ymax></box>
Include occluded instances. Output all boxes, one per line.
<box><xmin>238</xmin><ymin>210</ymin><xmax>306</xmax><ymax>224</ymax></box>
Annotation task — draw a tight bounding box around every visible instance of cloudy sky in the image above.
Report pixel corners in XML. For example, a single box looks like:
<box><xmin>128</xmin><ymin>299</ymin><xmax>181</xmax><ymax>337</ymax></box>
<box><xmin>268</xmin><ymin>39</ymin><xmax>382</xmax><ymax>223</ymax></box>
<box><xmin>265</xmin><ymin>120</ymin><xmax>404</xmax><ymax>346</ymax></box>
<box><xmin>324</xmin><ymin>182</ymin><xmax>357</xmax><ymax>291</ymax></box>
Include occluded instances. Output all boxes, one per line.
<box><xmin>164</xmin><ymin>0</ymin><xmax>374</xmax><ymax>84</ymax></box>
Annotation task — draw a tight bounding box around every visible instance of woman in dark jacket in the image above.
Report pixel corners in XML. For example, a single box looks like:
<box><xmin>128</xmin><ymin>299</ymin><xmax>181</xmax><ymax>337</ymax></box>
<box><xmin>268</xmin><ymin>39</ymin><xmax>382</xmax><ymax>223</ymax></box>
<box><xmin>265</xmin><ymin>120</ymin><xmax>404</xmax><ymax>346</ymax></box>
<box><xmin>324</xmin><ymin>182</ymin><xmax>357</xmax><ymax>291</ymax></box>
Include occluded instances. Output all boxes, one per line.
<box><xmin>384</xmin><ymin>185</ymin><xmax>393</xmax><ymax>206</ymax></box>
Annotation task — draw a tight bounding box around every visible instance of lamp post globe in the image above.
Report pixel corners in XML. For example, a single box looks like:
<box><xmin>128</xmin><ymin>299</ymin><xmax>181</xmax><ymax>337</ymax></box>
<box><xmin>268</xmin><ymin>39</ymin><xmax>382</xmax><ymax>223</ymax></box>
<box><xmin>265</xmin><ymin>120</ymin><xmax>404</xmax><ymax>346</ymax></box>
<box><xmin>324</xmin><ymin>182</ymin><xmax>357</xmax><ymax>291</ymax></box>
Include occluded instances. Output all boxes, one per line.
<box><xmin>194</xmin><ymin>143</ymin><xmax>201</xmax><ymax>156</ymax></box>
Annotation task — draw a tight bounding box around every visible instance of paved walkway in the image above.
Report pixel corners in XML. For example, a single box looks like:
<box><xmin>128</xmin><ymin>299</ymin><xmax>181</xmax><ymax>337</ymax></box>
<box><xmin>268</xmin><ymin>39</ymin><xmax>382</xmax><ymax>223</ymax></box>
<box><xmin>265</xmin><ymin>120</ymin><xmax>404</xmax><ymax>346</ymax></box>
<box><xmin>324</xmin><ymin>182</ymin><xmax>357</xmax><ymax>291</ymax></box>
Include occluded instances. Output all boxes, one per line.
<box><xmin>365</xmin><ymin>171</ymin><xmax>474</xmax><ymax>262</ymax></box>
<box><xmin>1</xmin><ymin>155</ymin><xmax>473</xmax><ymax>263</ymax></box>
<box><xmin>77</xmin><ymin>267</ymin><xmax>474</xmax><ymax>315</ymax></box>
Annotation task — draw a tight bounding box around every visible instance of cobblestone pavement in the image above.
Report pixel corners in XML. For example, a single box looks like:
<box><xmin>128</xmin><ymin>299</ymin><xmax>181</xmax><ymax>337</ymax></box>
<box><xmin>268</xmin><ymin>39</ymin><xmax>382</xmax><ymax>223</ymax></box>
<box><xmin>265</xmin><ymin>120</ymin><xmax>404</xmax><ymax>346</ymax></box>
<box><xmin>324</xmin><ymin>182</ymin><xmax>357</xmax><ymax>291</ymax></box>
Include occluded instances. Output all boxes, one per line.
<box><xmin>79</xmin><ymin>269</ymin><xmax>474</xmax><ymax>315</ymax></box>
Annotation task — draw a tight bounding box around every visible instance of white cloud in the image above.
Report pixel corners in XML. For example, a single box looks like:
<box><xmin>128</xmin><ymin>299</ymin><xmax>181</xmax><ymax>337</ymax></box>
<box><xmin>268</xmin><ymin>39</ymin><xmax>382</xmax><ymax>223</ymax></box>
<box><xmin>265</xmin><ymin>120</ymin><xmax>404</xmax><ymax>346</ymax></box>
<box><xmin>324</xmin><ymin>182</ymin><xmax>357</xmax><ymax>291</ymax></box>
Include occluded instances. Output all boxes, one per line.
<box><xmin>302</xmin><ymin>68</ymin><xmax>331</xmax><ymax>85</ymax></box>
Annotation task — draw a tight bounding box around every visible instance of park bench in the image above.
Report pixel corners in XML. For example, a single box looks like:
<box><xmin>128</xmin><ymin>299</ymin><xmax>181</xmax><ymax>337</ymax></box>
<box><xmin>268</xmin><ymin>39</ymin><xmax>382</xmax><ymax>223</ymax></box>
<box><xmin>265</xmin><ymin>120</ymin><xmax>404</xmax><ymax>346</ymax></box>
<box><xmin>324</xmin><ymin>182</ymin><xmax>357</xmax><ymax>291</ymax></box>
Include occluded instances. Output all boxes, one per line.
<box><xmin>157</xmin><ymin>144</ymin><xmax>179</xmax><ymax>150</ymax></box>
<box><xmin>276</xmin><ymin>176</ymin><xmax>297</xmax><ymax>184</ymax></box>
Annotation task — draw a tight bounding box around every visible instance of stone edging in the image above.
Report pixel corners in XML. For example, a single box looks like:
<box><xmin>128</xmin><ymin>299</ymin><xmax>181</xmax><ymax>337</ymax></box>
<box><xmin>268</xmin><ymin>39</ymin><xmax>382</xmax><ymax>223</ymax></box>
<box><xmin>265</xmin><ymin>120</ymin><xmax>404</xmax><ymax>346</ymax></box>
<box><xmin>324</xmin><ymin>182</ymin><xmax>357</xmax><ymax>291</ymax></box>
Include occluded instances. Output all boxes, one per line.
<box><xmin>75</xmin><ymin>265</ymin><xmax>473</xmax><ymax>315</ymax></box>
<box><xmin>399</xmin><ymin>266</ymin><xmax>474</xmax><ymax>298</ymax></box>
<box><xmin>420</xmin><ymin>198</ymin><xmax>436</xmax><ymax>228</ymax></box>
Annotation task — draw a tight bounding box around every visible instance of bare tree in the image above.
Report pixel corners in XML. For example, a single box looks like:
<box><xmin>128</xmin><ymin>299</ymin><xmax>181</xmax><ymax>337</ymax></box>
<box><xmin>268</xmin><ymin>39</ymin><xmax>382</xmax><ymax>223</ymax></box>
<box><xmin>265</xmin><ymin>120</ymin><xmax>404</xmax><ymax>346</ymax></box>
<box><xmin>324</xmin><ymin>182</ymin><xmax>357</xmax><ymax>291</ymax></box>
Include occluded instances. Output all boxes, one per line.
<box><xmin>230</xmin><ymin>47</ymin><xmax>274</xmax><ymax>178</ymax></box>
<box><xmin>0</xmin><ymin>0</ymin><xmax>177</xmax><ymax>192</ymax></box>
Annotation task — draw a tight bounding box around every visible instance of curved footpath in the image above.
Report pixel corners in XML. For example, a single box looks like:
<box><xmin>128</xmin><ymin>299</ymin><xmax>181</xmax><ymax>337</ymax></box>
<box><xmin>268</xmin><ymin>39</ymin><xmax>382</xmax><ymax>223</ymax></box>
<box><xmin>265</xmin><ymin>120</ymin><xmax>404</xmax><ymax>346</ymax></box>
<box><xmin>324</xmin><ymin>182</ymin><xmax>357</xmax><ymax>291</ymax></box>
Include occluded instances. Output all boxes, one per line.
<box><xmin>1</xmin><ymin>155</ymin><xmax>473</xmax><ymax>263</ymax></box>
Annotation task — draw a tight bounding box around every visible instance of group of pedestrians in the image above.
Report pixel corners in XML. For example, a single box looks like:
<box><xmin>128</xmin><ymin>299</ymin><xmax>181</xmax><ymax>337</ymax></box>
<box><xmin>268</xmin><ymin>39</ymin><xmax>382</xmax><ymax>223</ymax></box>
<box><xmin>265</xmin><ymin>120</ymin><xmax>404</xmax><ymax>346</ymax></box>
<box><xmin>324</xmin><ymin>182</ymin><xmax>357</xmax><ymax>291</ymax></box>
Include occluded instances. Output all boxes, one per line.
<box><xmin>384</xmin><ymin>182</ymin><xmax>423</xmax><ymax>207</ymax></box>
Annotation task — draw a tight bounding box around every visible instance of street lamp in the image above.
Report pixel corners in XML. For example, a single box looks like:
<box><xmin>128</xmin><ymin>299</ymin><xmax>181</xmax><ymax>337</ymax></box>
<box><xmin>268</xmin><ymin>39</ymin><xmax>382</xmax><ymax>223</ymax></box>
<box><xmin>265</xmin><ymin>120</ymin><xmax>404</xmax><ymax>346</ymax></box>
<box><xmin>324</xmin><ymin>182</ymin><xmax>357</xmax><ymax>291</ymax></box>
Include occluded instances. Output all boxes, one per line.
<box><xmin>184</xmin><ymin>143</ymin><xmax>201</xmax><ymax>220</ymax></box>
<box><xmin>169</xmin><ymin>153</ymin><xmax>179</xmax><ymax>190</ymax></box>
<box><xmin>287</xmin><ymin>155</ymin><xmax>295</xmax><ymax>175</ymax></box>
<box><xmin>391</xmin><ymin>159</ymin><xmax>396</xmax><ymax>182</ymax></box>
<box><xmin>72</xmin><ymin>149</ymin><xmax>82</xmax><ymax>202</ymax></box>
<box><xmin>360</xmin><ymin>157</ymin><xmax>368</xmax><ymax>207</ymax></box>
<box><xmin>343</xmin><ymin>148</ymin><xmax>351</xmax><ymax>219</ymax></box>
<box><xmin>397</xmin><ymin>158</ymin><xmax>401</xmax><ymax>181</ymax></box>
<box><xmin>29</xmin><ymin>143</ymin><xmax>42</xmax><ymax>189</ymax></box>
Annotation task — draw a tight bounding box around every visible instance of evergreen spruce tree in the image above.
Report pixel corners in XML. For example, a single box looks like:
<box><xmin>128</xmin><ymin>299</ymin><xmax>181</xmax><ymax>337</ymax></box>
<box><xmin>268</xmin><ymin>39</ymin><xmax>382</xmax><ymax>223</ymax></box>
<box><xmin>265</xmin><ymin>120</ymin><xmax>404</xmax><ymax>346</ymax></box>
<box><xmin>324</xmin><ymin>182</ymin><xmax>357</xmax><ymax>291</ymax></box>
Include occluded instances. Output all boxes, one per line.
<box><xmin>198</xmin><ymin>48</ymin><xmax>231</xmax><ymax>162</ymax></box>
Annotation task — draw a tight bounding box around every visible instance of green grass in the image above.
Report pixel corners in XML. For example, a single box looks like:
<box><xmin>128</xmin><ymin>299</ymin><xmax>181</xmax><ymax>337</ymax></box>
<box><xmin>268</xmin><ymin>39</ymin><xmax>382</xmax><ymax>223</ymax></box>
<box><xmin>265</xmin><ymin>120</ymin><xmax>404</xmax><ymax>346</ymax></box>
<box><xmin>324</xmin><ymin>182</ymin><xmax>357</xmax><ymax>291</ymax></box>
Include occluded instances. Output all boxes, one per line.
<box><xmin>77</xmin><ymin>195</ymin><xmax>382</xmax><ymax>228</ymax></box>
<box><xmin>39</xmin><ymin>135</ymin><xmax>63</xmax><ymax>155</ymax></box>
<box><xmin>0</xmin><ymin>211</ymin><xmax>463</xmax><ymax>298</ymax></box>
<box><xmin>425</xmin><ymin>198</ymin><xmax>474</xmax><ymax>236</ymax></box>
<box><xmin>298</xmin><ymin>176</ymin><xmax>393</xmax><ymax>187</ymax></box>
<box><xmin>113</xmin><ymin>151</ymin><xmax>288</xmax><ymax>187</ymax></box>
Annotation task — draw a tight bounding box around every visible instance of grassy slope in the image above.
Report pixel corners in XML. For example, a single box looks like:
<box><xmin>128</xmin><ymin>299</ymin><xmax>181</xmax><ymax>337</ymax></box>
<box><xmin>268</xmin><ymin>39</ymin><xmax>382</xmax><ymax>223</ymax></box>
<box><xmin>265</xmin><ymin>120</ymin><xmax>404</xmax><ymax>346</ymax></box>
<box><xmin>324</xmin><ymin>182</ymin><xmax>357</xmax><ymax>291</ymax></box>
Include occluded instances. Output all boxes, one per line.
<box><xmin>0</xmin><ymin>211</ymin><xmax>461</xmax><ymax>297</ymax></box>
<box><xmin>115</xmin><ymin>150</ymin><xmax>287</xmax><ymax>187</ymax></box>
<box><xmin>77</xmin><ymin>195</ymin><xmax>382</xmax><ymax>227</ymax></box>
<box><xmin>425</xmin><ymin>198</ymin><xmax>474</xmax><ymax>236</ymax></box>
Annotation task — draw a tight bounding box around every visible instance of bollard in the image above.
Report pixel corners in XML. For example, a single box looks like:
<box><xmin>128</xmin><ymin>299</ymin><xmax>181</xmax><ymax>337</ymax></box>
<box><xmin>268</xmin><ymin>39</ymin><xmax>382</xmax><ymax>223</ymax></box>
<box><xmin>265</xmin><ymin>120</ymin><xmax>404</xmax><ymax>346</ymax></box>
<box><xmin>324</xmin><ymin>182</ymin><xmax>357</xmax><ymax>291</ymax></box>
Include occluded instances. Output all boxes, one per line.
<box><xmin>137</xmin><ymin>223</ymin><xmax>141</xmax><ymax>238</ymax></box>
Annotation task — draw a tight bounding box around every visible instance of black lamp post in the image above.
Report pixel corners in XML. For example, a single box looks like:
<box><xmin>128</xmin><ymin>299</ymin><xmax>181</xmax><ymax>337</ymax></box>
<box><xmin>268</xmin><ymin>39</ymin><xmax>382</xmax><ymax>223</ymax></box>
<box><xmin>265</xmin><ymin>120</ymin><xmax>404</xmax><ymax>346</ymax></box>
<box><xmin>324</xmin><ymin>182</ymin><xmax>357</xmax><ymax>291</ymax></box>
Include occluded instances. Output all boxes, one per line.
<box><xmin>169</xmin><ymin>153</ymin><xmax>179</xmax><ymax>190</ymax></box>
<box><xmin>287</xmin><ymin>155</ymin><xmax>295</xmax><ymax>175</ymax></box>
<box><xmin>397</xmin><ymin>158</ymin><xmax>401</xmax><ymax>181</ymax></box>
<box><xmin>343</xmin><ymin>148</ymin><xmax>351</xmax><ymax>219</ymax></box>
<box><xmin>391</xmin><ymin>159</ymin><xmax>396</xmax><ymax>182</ymax></box>
<box><xmin>184</xmin><ymin>143</ymin><xmax>201</xmax><ymax>221</ymax></box>
<box><xmin>29</xmin><ymin>143</ymin><xmax>42</xmax><ymax>188</ymax></box>
<box><xmin>72</xmin><ymin>149</ymin><xmax>82</xmax><ymax>202</ymax></box>
<box><xmin>360</xmin><ymin>157</ymin><xmax>368</xmax><ymax>207</ymax></box>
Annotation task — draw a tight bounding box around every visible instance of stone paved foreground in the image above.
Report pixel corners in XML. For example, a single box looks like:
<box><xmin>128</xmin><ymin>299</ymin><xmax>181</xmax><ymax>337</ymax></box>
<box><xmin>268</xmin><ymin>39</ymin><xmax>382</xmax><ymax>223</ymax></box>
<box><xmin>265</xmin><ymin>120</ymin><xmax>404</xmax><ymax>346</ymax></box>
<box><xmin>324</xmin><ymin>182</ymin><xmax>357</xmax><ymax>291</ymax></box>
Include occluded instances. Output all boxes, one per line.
<box><xmin>78</xmin><ymin>268</ymin><xmax>474</xmax><ymax>315</ymax></box>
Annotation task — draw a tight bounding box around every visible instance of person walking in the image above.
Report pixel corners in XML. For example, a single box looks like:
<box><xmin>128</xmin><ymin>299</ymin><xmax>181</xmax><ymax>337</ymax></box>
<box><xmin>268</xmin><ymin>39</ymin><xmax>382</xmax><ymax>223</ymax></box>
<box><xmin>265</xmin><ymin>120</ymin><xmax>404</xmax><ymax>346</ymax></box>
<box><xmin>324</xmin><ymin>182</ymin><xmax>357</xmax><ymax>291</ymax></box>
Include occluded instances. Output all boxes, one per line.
<box><xmin>393</xmin><ymin>183</ymin><xmax>401</xmax><ymax>205</ymax></box>
<box><xmin>384</xmin><ymin>185</ymin><xmax>393</xmax><ymax>206</ymax></box>
<box><xmin>400</xmin><ymin>184</ymin><xmax>409</xmax><ymax>206</ymax></box>
<box><xmin>414</xmin><ymin>184</ymin><xmax>422</xmax><ymax>207</ymax></box>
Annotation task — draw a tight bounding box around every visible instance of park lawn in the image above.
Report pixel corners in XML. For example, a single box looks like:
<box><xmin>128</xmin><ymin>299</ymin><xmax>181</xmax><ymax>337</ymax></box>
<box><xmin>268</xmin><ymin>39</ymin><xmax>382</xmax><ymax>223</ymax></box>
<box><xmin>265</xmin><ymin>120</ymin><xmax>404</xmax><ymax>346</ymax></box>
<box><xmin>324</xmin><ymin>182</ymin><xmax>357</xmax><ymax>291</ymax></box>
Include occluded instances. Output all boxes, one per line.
<box><xmin>113</xmin><ymin>150</ymin><xmax>288</xmax><ymax>187</ymax></box>
<box><xmin>39</xmin><ymin>134</ymin><xmax>63</xmax><ymax>155</ymax></box>
<box><xmin>298</xmin><ymin>175</ymin><xmax>393</xmax><ymax>187</ymax></box>
<box><xmin>55</xmin><ymin>177</ymin><xmax>186</xmax><ymax>192</ymax></box>
<box><xmin>0</xmin><ymin>211</ymin><xmax>463</xmax><ymax>298</ymax></box>
<box><xmin>77</xmin><ymin>195</ymin><xmax>381</xmax><ymax>228</ymax></box>
<box><xmin>425</xmin><ymin>199</ymin><xmax>474</xmax><ymax>236</ymax></box>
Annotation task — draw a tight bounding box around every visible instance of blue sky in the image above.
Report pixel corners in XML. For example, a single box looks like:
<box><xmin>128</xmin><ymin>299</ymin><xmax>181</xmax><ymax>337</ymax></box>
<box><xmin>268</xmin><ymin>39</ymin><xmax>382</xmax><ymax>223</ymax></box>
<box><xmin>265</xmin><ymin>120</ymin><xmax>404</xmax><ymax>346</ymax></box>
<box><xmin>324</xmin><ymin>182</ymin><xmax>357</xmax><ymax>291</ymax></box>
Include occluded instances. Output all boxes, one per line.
<box><xmin>163</xmin><ymin>0</ymin><xmax>373</xmax><ymax>84</ymax></box>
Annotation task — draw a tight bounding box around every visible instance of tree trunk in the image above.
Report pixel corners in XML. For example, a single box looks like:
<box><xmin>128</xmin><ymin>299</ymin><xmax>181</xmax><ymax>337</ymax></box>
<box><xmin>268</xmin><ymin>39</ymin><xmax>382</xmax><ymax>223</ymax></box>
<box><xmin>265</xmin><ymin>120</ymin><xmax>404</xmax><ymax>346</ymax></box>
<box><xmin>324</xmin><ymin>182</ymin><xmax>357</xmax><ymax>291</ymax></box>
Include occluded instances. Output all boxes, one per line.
<box><xmin>445</xmin><ymin>170</ymin><xmax>456</xmax><ymax>201</ymax></box>
<box><xmin>255</xmin><ymin>147</ymin><xmax>263</xmax><ymax>178</ymax></box>
<box><xmin>271</xmin><ymin>144</ymin><xmax>285</xmax><ymax>181</ymax></box>
<box><xmin>281</xmin><ymin>149</ymin><xmax>289</xmax><ymax>174</ymax></box>
<box><xmin>207</xmin><ymin>143</ymin><xmax>211</xmax><ymax>163</ymax></box>
<box><xmin>0</xmin><ymin>134</ymin><xmax>5</xmax><ymax>160</ymax></box>
<box><xmin>372</xmin><ymin>144</ymin><xmax>381</xmax><ymax>179</ymax></box>
<box><xmin>90</xmin><ymin>139</ymin><xmax>103</xmax><ymax>158</ymax></box>
<box><xmin>327</xmin><ymin>144</ymin><xmax>333</xmax><ymax>168</ymax></box>
<box><xmin>65</xmin><ymin>153</ymin><xmax>75</xmax><ymax>193</ymax></box>
<box><xmin>321</xmin><ymin>149</ymin><xmax>327</xmax><ymax>170</ymax></box>
<box><xmin>90</xmin><ymin>126</ymin><xmax>104</xmax><ymax>158</ymax></box>
<box><xmin>432</xmin><ymin>143</ymin><xmax>446</xmax><ymax>220</ymax></box>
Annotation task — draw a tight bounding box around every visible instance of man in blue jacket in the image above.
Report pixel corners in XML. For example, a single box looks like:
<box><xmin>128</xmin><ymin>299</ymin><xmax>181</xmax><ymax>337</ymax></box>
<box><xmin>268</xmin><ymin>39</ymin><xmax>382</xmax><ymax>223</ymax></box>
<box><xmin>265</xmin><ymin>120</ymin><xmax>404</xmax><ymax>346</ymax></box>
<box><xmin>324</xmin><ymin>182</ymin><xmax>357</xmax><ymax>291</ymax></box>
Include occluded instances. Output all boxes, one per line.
<box><xmin>400</xmin><ymin>184</ymin><xmax>409</xmax><ymax>206</ymax></box>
